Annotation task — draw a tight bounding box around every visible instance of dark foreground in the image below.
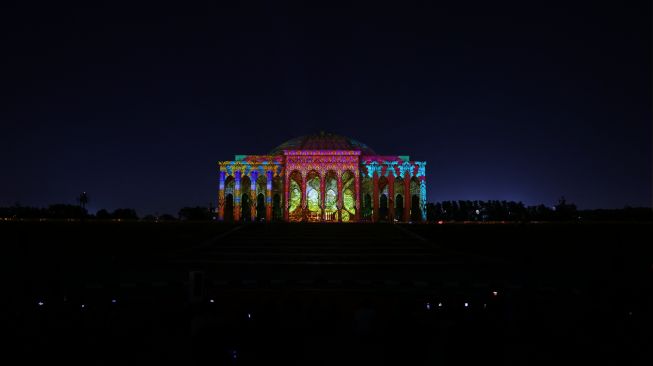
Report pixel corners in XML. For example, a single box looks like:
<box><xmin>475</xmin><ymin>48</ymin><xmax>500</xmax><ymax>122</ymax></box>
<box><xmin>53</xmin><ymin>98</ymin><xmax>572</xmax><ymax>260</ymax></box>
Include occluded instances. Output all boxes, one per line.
<box><xmin>3</xmin><ymin>221</ymin><xmax>652</xmax><ymax>365</ymax></box>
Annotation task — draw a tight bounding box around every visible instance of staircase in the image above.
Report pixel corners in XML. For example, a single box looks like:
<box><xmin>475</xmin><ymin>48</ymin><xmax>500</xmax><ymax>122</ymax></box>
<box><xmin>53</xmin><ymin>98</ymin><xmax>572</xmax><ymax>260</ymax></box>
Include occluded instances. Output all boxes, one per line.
<box><xmin>172</xmin><ymin>223</ymin><xmax>475</xmax><ymax>289</ymax></box>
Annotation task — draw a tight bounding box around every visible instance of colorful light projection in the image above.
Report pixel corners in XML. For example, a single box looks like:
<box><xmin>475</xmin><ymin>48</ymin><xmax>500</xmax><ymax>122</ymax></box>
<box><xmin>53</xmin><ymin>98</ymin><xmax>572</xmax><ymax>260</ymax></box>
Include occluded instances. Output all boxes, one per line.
<box><xmin>306</xmin><ymin>175</ymin><xmax>321</xmax><ymax>215</ymax></box>
<box><xmin>217</xmin><ymin>133</ymin><xmax>426</xmax><ymax>222</ymax></box>
<box><xmin>289</xmin><ymin>177</ymin><xmax>301</xmax><ymax>215</ymax></box>
<box><xmin>325</xmin><ymin>174</ymin><xmax>338</xmax><ymax>218</ymax></box>
<box><xmin>341</xmin><ymin>170</ymin><xmax>356</xmax><ymax>222</ymax></box>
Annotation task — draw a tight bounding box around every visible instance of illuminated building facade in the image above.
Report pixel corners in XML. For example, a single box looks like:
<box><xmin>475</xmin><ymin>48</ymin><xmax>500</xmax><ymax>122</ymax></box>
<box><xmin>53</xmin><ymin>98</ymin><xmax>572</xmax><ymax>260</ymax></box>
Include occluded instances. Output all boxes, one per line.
<box><xmin>218</xmin><ymin>132</ymin><xmax>426</xmax><ymax>222</ymax></box>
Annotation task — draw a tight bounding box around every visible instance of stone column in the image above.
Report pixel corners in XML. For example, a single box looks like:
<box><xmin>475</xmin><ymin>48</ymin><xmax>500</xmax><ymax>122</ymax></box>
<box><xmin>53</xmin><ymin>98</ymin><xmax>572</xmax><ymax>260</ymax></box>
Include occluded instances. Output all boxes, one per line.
<box><xmin>337</xmin><ymin>172</ymin><xmax>343</xmax><ymax>222</ymax></box>
<box><xmin>234</xmin><ymin>170</ymin><xmax>242</xmax><ymax>222</ymax></box>
<box><xmin>266</xmin><ymin>171</ymin><xmax>273</xmax><ymax>222</ymax></box>
<box><xmin>301</xmin><ymin>172</ymin><xmax>307</xmax><ymax>222</ymax></box>
<box><xmin>218</xmin><ymin>171</ymin><xmax>225</xmax><ymax>221</ymax></box>
<box><xmin>420</xmin><ymin>177</ymin><xmax>427</xmax><ymax>222</ymax></box>
<box><xmin>320</xmin><ymin>174</ymin><xmax>326</xmax><ymax>221</ymax></box>
<box><xmin>354</xmin><ymin>172</ymin><xmax>360</xmax><ymax>222</ymax></box>
<box><xmin>283</xmin><ymin>173</ymin><xmax>289</xmax><ymax>222</ymax></box>
<box><xmin>388</xmin><ymin>173</ymin><xmax>395</xmax><ymax>223</ymax></box>
<box><xmin>249</xmin><ymin>170</ymin><xmax>258</xmax><ymax>222</ymax></box>
<box><xmin>403</xmin><ymin>174</ymin><xmax>411</xmax><ymax>223</ymax></box>
<box><xmin>372</xmin><ymin>171</ymin><xmax>379</xmax><ymax>223</ymax></box>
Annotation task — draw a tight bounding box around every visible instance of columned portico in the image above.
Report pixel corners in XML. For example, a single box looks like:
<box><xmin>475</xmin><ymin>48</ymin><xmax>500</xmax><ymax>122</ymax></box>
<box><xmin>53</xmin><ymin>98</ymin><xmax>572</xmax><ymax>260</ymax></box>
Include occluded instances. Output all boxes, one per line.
<box><xmin>217</xmin><ymin>132</ymin><xmax>426</xmax><ymax>223</ymax></box>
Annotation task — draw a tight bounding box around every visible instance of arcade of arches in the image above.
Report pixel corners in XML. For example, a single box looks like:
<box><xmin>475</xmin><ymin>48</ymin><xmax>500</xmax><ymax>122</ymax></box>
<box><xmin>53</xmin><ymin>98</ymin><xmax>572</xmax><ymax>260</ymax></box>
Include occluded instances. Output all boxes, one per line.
<box><xmin>218</xmin><ymin>133</ymin><xmax>427</xmax><ymax>223</ymax></box>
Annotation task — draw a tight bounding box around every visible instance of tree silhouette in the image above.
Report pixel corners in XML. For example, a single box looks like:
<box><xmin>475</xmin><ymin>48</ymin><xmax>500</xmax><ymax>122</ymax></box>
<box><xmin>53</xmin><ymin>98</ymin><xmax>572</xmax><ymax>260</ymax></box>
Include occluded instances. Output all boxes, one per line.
<box><xmin>112</xmin><ymin>208</ymin><xmax>138</xmax><ymax>220</ymax></box>
<box><xmin>77</xmin><ymin>192</ymin><xmax>88</xmax><ymax>210</ymax></box>
<box><xmin>554</xmin><ymin>196</ymin><xmax>577</xmax><ymax>221</ymax></box>
<box><xmin>178</xmin><ymin>206</ymin><xmax>211</xmax><ymax>221</ymax></box>
<box><xmin>96</xmin><ymin>209</ymin><xmax>111</xmax><ymax>220</ymax></box>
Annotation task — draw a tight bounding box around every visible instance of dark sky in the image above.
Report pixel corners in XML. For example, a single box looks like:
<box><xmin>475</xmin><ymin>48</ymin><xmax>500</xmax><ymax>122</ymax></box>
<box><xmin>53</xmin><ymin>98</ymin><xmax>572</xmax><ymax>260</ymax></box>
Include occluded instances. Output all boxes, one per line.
<box><xmin>1</xmin><ymin>1</ymin><xmax>651</xmax><ymax>215</ymax></box>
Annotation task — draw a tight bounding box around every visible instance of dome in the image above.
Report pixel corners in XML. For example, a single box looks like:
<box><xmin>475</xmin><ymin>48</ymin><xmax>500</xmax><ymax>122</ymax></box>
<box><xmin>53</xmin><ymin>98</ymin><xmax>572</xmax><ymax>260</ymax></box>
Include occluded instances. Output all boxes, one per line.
<box><xmin>270</xmin><ymin>132</ymin><xmax>377</xmax><ymax>155</ymax></box>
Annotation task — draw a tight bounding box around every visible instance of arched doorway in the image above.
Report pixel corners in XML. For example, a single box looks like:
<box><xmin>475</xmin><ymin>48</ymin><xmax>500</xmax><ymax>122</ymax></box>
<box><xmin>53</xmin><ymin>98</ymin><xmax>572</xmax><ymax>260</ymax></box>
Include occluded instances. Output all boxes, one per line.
<box><xmin>363</xmin><ymin>194</ymin><xmax>372</xmax><ymax>219</ymax></box>
<box><xmin>380</xmin><ymin>194</ymin><xmax>388</xmax><ymax>221</ymax></box>
<box><xmin>241</xmin><ymin>175</ymin><xmax>252</xmax><ymax>222</ymax></box>
<box><xmin>242</xmin><ymin>193</ymin><xmax>252</xmax><ymax>221</ymax></box>
<box><xmin>273</xmin><ymin>176</ymin><xmax>283</xmax><ymax>220</ymax></box>
<box><xmin>411</xmin><ymin>195</ymin><xmax>420</xmax><ymax>221</ymax></box>
<box><xmin>225</xmin><ymin>193</ymin><xmax>234</xmax><ymax>221</ymax></box>
<box><xmin>256</xmin><ymin>174</ymin><xmax>267</xmax><ymax>221</ymax></box>
<box><xmin>394</xmin><ymin>178</ymin><xmax>404</xmax><ymax>222</ymax></box>
<box><xmin>224</xmin><ymin>176</ymin><xmax>235</xmax><ymax>221</ymax></box>
<box><xmin>395</xmin><ymin>194</ymin><xmax>404</xmax><ymax>222</ymax></box>
<box><xmin>273</xmin><ymin>194</ymin><xmax>281</xmax><ymax>220</ymax></box>
<box><xmin>378</xmin><ymin>176</ymin><xmax>389</xmax><ymax>221</ymax></box>
<box><xmin>256</xmin><ymin>193</ymin><xmax>265</xmax><ymax>221</ymax></box>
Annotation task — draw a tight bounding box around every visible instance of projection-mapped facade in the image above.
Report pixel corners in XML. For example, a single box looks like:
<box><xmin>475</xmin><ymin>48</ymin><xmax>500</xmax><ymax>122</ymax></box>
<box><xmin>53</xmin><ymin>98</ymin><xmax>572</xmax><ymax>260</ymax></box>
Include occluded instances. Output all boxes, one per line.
<box><xmin>218</xmin><ymin>132</ymin><xmax>426</xmax><ymax>222</ymax></box>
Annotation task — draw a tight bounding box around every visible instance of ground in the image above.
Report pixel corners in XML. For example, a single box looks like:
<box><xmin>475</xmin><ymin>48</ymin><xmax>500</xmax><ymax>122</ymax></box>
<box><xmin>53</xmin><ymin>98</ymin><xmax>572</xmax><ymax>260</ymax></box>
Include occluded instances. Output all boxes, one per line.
<box><xmin>3</xmin><ymin>221</ymin><xmax>651</xmax><ymax>365</ymax></box>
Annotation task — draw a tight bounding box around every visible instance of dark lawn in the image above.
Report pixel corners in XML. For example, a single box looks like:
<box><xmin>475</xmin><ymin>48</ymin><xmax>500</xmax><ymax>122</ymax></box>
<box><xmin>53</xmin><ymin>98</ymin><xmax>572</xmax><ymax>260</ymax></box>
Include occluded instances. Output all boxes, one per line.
<box><xmin>3</xmin><ymin>221</ymin><xmax>651</xmax><ymax>365</ymax></box>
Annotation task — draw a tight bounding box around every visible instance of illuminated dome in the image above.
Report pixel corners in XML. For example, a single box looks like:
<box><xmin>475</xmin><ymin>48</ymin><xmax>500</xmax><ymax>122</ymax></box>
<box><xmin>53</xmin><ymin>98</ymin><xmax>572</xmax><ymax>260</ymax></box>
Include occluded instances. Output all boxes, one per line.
<box><xmin>269</xmin><ymin>132</ymin><xmax>377</xmax><ymax>155</ymax></box>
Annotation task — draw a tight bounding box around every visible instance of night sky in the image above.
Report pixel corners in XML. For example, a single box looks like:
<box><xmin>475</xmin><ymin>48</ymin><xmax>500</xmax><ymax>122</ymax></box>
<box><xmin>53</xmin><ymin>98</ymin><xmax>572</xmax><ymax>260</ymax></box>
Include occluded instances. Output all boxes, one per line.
<box><xmin>1</xmin><ymin>1</ymin><xmax>650</xmax><ymax>215</ymax></box>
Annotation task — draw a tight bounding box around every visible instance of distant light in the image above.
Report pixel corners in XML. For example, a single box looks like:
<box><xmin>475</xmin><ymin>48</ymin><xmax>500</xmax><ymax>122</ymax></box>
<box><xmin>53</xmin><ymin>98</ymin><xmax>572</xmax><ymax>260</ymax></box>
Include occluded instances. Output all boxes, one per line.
<box><xmin>437</xmin><ymin>220</ymin><xmax>444</xmax><ymax>225</ymax></box>
<box><xmin>492</xmin><ymin>291</ymin><xmax>498</xmax><ymax>296</ymax></box>
<box><xmin>37</xmin><ymin>301</ymin><xmax>44</xmax><ymax>306</ymax></box>
<box><xmin>209</xmin><ymin>299</ymin><xmax>215</xmax><ymax>303</ymax></box>
<box><xmin>247</xmin><ymin>313</ymin><xmax>252</xmax><ymax>319</ymax></box>
<box><xmin>483</xmin><ymin>303</ymin><xmax>487</xmax><ymax>309</ymax></box>
<box><xmin>464</xmin><ymin>302</ymin><xmax>469</xmax><ymax>308</ymax></box>
<box><xmin>232</xmin><ymin>350</ymin><xmax>238</xmax><ymax>359</ymax></box>
<box><xmin>111</xmin><ymin>299</ymin><xmax>117</xmax><ymax>304</ymax></box>
<box><xmin>425</xmin><ymin>302</ymin><xmax>431</xmax><ymax>310</ymax></box>
<box><xmin>81</xmin><ymin>304</ymin><xmax>86</xmax><ymax>309</ymax></box>
<box><xmin>475</xmin><ymin>210</ymin><xmax>480</xmax><ymax>215</ymax></box>
<box><xmin>628</xmin><ymin>311</ymin><xmax>633</xmax><ymax>316</ymax></box>
<box><xmin>438</xmin><ymin>302</ymin><xmax>443</xmax><ymax>307</ymax></box>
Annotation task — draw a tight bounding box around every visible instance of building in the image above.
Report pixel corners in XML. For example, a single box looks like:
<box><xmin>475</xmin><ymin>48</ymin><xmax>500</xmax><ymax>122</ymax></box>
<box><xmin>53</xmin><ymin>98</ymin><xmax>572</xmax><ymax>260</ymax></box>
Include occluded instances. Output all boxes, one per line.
<box><xmin>218</xmin><ymin>132</ymin><xmax>426</xmax><ymax>222</ymax></box>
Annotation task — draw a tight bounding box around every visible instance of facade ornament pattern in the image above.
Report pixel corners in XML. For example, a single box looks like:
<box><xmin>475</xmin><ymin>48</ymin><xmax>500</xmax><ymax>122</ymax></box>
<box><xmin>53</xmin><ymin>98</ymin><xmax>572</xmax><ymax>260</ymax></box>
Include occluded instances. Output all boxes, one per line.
<box><xmin>217</xmin><ymin>133</ymin><xmax>426</xmax><ymax>223</ymax></box>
